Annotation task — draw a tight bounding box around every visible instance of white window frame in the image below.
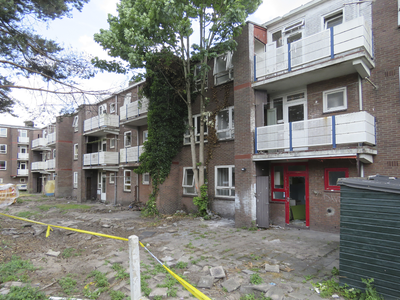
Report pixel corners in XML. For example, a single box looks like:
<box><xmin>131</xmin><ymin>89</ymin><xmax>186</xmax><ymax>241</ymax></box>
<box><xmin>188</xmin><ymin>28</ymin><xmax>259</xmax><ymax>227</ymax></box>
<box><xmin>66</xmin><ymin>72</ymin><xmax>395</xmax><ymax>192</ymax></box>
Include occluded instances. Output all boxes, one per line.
<box><xmin>124</xmin><ymin>93</ymin><xmax>131</xmax><ymax>106</ymax></box>
<box><xmin>283</xmin><ymin>19</ymin><xmax>304</xmax><ymax>35</ymax></box>
<box><xmin>215</xmin><ymin>165</ymin><xmax>235</xmax><ymax>198</ymax></box>
<box><xmin>194</xmin><ymin>64</ymin><xmax>208</xmax><ymax>91</ymax></box>
<box><xmin>20</xmin><ymin>178</ymin><xmax>26</xmax><ymax>183</ymax></box>
<box><xmin>267</xmin><ymin>90</ymin><xmax>307</xmax><ymax>125</ymax></box>
<box><xmin>323</xmin><ymin>9</ymin><xmax>343</xmax><ymax>30</ymax></box>
<box><xmin>72</xmin><ymin>116</ymin><xmax>79</xmax><ymax>132</ymax></box>
<box><xmin>99</xmin><ymin>140</ymin><xmax>107</xmax><ymax>152</ymax></box>
<box><xmin>53</xmin><ymin>149</ymin><xmax>56</xmax><ymax>158</ymax></box>
<box><xmin>0</xmin><ymin>161</ymin><xmax>6</xmax><ymax>170</ymax></box>
<box><xmin>323</xmin><ymin>87</ymin><xmax>347</xmax><ymax>113</ymax></box>
<box><xmin>143</xmin><ymin>130</ymin><xmax>148</xmax><ymax>142</ymax></box>
<box><xmin>0</xmin><ymin>144</ymin><xmax>7</xmax><ymax>154</ymax></box>
<box><xmin>0</xmin><ymin>178</ymin><xmax>3</xmax><ymax>183</ymax></box>
<box><xmin>97</xmin><ymin>172</ymin><xmax>102</xmax><ymax>189</ymax></box>
<box><xmin>216</xmin><ymin>107</ymin><xmax>234</xmax><ymax>140</ymax></box>
<box><xmin>124</xmin><ymin>170</ymin><xmax>132</xmax><ymax>192</ymax></box>
<box><xmin>110</xmin><ymin>103</ymin><xmax>116</xmax><ymax>113</ymax></box>
<box><xmin>182</xmin><ymin>167</ymin><xmax>196</xmax><ymax>195</ymax></box>
<box><xmin>18</xmin><ymin>129</ymin><xmax>27</xmax><ymax>137</ymax></box>
<box><xmin>183</xmin><ymin>114</ymin><xmax>208</xmax><ymax>145</ymax></box>
<box><xmin>99</xmin><ymin>104</ymin><xmax>107</xmax><ymax>115</ymax></box>
<box><xmin>0</xmin><ymin>128</ymin><xmax>7</xmax><ymax>137</ymax></box>
<box><xmin>73</xmin><ymin>144</ymin><xmax>78</xmax><ymax>160</ymax></box>
<box><xmin>73</xmin><ymin>172</ymin><xmax>78</xmax><ymax>188</ymax></box>
<box><xmin>213</xmin><ymin>52</ymin><xmax>233</xmax><ymax>86</ymax></box>
<box><xmin>124</xmin><ymin>131</ymin><xmax>132</xmax><ymax>147</ymax></box>
<box><xmin>142</xmin><ymin>173</ymin><xmax>150</xmax><ymax>185</ymax></box>
<box><xmin>18</xmin><ymin>161</ymin><xmax>27</xmax><ymax>170</ymax></box>
<box><xmin>20</xmin><ymin>146</ymin><xmax>27</xmax><ymax>154</ymax></box>
<box><xmin>110</xmin><ymin>138</ymin><xmax>115</xmax><ymax>149</ymax></box>
<box><xmin>109</xmin><ymin>172</ymin><xmax>115</xmax><ymax>184</ymax></box>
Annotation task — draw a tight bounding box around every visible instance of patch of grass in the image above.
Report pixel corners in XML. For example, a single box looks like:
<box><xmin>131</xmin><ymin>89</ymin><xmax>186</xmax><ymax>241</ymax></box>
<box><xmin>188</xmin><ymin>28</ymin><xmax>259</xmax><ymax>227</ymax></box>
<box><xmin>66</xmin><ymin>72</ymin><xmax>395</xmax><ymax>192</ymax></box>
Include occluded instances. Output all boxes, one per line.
<box><xmin>111</xmin><ymin>263</ymin><xmax>129</xmax><ymax>280</ymax></box>
<box><xmin>0</xmin><ymin>285</ymin><xmax>48</xmax><ymax>300</ymax></box>
<box><xmin>0</xmin><ymin>255</ymin><xmax>37</xmax><ymax>283</ymax></box>
<box><xmin>16</xmin><ymin>211</ymin><xmax>39</xmax><ymax>219</ymax></box>
<box><xmin>175</xmin><ymin>261</ymin><xmax>188</xmax><ymax>269</ymax></box>
<box><xmin>250</xmin><ymin>273</ymin><xmax>263</xmax><ymax>285</ymax></box>
<box><xmin>58</xmin><ymin>274</ymin><xmax>78</xmax><ymax>295</ymax></box>
<box><xmin>87</xmin><ymin>270</ymin><xmax>109</xmax><ymax>288</ymax></box>
<box><xmin>109</xmin><ymin>290</ymin><xmax>127</xmax><ymax>300</ymax></box>
<box><xmin>303</xmin><ymin>274</ymin><xmax>315</xmax><ymax>283</ymax></box>
<box><xmin>250</xmin><ymin>254</ymin><xmax>262</xmax><ymax>261</ymax></box>
<box><xmin>61</xmin><ymin>247</ymin><xmax>82</xmax><ymax>259</ymax></box>
<box><xmin>185</xmin><ymin>242</ymin><xmax>195</xmax><ymax>249</ymax></box>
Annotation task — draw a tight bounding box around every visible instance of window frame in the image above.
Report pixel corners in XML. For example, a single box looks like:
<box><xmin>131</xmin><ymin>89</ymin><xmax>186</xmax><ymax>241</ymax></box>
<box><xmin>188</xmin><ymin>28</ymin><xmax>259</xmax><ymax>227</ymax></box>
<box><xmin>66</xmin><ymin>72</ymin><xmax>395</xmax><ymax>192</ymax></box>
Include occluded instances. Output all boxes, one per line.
<box><xmin>0</xmin><ymin>128</ymin><xmax>7</xmax><ymax>137</ymax></box>
<box><xmin>0</xmin><ymin>144</ymin><xmax>7</xmax><ymax>154</ymax></box>
<box><xmin>18</xmin><ymin>129</ymin><xmax>27</xmax><ymax>137</ymax></box>
<box><xmin>98</xmin><ymin>104</ymin><xmax>107</xmax><ymax>115</ymax></box>
<box><xmin>20</xmin><ymin>178</ymin><xmax>26</xmax><ymax>183</ymax></box>
<box><xmin>110</xmin><ymin>138</ymin><xmax>115</xmax><ymax>149</ymax></box>
<box><xmin>73</xmin><ymin>172</ymin><xmax>78</xmax><ymax>188</ymax></box>
<box><xmin>143</xmin><ymin>130</ymin><xmax>148</xmax><ymax>143</ymax></box>
<box><xmin>215</xmin><ymin>165</ymin><xmax>235</xmax><ymax>198</ymax></box>
<box><xmin>216</xmin><ymin>106</ymin><xmax>234</xmax><ymax>140</ymax></box>
<box><xmin>124</xmin><ymin>170</ymin><xmax>132</xmax><ymax>192</ymax></box>
<box><xmin>142</xmin><ymin>173</ymin><xmax>150</xmax><ymax>185</ymax></box>
<box><xmin>72</xmin><ymin>116</ymin><xmax>79</xmax><ymax>132</ymax></box>
<box><xmin>110</xmin><ymin>103</ymin><xmax>116</xmax><ymax>113</ymax></box>
<box><xmin>73</xmin><ymin>143</ymin><xmax>78</xmax><ymax>160</ymax></box>
<box><xmin>194</xmin><ymin>64</ymin><xmax>208</xmax><ymax>91</ymax></box>
<box><xmin>323</xmin><ymin>87</ymin><xmax>347</xmax><ymax>113</ymax></box>
<box><xmin>182</xmin><ymin>167</ymin><xmax>196</xmax><ymax>195</ymax></box>
<box><xmin>0</xmin><ymin>161</ymin><xmax>6</xmax><ymax>170</ymax></box>
<box><xmin>124</xmin><ymin>131</ymin><xmax>132</xmax><ymax>148</ymax></box>
<box><xmin>323</xmin><ymin>9</ymin><xmax>343</xmax><ymax>30</ymax></box>
<box><xmin>324</xmin><ymin>168</ymin><xmax>348</xmax><ymax>191</ymax></box>
<box><xmin>183</xmin><ymin>114</ymin><xmax>208</xmax><ymax>145</ymax></box>
<box><xmin>213</xmin><ymin>52</ymin><xmax>234</xmax><ymax>86</ymax></box>
<box><xmin>109</xmin><ymin>172</ymin><xmax>115</xmax><ymax>184</ymax></box>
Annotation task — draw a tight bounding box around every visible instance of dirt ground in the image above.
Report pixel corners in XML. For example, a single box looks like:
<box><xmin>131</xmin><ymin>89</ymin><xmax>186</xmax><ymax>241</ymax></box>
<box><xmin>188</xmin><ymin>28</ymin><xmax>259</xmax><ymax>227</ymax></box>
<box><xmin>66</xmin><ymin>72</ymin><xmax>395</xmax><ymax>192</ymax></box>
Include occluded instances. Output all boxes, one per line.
<box><xmin>0</xmin><ymin>193</ymin><xmax>340</xmax><ymax>300</ymax></box>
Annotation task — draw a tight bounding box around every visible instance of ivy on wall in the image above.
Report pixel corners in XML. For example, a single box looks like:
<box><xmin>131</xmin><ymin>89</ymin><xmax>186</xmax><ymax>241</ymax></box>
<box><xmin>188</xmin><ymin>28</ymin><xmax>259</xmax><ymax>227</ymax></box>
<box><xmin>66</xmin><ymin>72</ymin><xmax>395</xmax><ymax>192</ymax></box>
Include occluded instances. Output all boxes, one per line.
<box><xmin>135</xmin><ymin>53</ymin><xmax>187</xmax><ymax>216</ymax></box>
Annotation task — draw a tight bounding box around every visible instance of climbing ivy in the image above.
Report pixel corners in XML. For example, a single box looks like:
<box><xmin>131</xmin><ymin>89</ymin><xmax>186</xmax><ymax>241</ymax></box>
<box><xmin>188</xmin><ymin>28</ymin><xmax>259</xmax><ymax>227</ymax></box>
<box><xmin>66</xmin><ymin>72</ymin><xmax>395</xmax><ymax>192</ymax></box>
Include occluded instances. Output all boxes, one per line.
<box><xmin>135</xmin><ymin>53</ymin><xmax>187</xmax><ymax>216</ymax></box>
<box><xmin>193</xmin><ymin>184</ymin><xmax>209</xmax><ymax>217</ymax></box>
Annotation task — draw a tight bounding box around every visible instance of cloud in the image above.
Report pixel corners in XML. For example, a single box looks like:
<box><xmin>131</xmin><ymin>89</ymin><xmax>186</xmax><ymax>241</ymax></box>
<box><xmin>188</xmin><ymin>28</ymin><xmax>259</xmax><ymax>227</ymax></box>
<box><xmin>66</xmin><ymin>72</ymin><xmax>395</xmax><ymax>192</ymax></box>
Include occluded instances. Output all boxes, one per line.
<box><xmin>98</xmin><ymin>0</ymin><xmax>119</xmax><ymax>15</ymax></box>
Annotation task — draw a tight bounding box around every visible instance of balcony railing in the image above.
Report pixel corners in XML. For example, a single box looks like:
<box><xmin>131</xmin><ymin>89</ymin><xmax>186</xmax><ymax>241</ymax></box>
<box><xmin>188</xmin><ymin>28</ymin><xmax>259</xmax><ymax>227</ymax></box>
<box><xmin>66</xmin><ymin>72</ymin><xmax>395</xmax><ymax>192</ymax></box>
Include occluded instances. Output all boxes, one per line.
<box><xmin>46</xmin><ymin>159</ymin><xmax>55</xmax><ymax>170</ymax></box>
<box><xmin>84</xmin><ymin>114</ymin><xmax>119</xmax><ymax>132</ymax></box>
<box><xmin>83</xmin><ymin>152</ymin><xmax>119</xmax><ymax>166</ymax></box>
<box><xmin>47</xmin><ymin>132</ymin><xmax>56</xmax><ymax>145</ymax></box>
<box><xmin>17</xmin><ymin>169</ymin><xmax>29</xmax><ymax>176</ymax></box>
<box><xmin>18</xmin><ymin>137</ymin><xmax>29</xmax><ymax>144</ymax></box>
<box><xmin>120</xmin><ymin>146</ymin><xmax>144</xmax><ymax>163</ymax></box>
<box><xmin>120</xmin><ymin>98</ymin><xmax>149</xmax><ymax>121</ymax></box>
<box><xmin>31</xmin><ymin>161</ymin><xmax>46</xmax><ymax>170</ymax></box>
<box><xmin>17</xmin><ymin>153</ymin><xmax>29</xmax><ymax>160</ymax></box>
<box><xmin>32</xmin><ymin>138</ymin><xmax>47</xmax><ymax>148</ymax></box>
<box><xmin>255</xmin><ymin>17</ymin><xmax>373</xmax><ymax>79</ymax></box>
<box><xmin>256</xmin><ymin>111</ymin><xmax>375</xmax><ymax>152</ymax></box>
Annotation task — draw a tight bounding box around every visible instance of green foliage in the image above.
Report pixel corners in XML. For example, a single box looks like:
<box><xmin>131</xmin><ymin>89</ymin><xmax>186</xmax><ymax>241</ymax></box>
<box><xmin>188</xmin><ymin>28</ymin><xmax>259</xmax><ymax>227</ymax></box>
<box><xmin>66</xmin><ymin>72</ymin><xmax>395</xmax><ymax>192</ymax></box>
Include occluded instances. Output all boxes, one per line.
<box><xmin>111</xmin><ymin>263</ymin><xmax>129</xmax><ymax>280</ymax></box>
<box><xmin>249</xmin><ymin>273</ymin><xmax>263</xmax><ymax>285</ymax></box>
<box><xmin>16</xmin><ymin>211</ymin><xmax>37</xmax><ymax>219</ymax></box>
<box><xmin>193</xmin><ymin>184</ymin><xmax>208</xmax><ymax>216</ymax></box>
<box><xmin>38</xmin><ymin>204</ymin><xmax>91</xmax><ymax>211</ymax></box>
<box><xmin>331</xmin><ymin>266</ymin><xmax>340</xmax><ymax>276</ymax></box>
<box><xmin>359</xmin><ymin>279</ymin><xmax>384</xmax><ymax>300</ymax></box>
<box><xmin>87</xmin><ymin>270</ymin><xmax>109</xmax><ymax>288</ymax></box>
<box><xmin>0</xmin><ymin>255</ymin><xmax>37</xmax><ymax>283</ymax></box>
<box><xmin>58</xmin><ymin>274</ymin><xmax>78</xmax><ymax>295</ymax></box>
<box><xmin>0</xmin><ymin>285</ymin><xmax>49</xmax><ymax>300</ymax></box>
<box><xmin>110</xmin><ymin>290</ymin><xmax>127</xmax><ymax>300</ymax></box>
<box><xmin>175</xmin><ymin>261</ymin><xmax>188</xmax><ymax>269</ymax></box>
<box><xmin>61</xmin><ymin>247</ymin><xmax>81</xmax><ymax>258</ymax></box>
<box><xmin>240</xmin><ymin>294</ymin><xmax>271</xmax><ymax>300</ymax></box>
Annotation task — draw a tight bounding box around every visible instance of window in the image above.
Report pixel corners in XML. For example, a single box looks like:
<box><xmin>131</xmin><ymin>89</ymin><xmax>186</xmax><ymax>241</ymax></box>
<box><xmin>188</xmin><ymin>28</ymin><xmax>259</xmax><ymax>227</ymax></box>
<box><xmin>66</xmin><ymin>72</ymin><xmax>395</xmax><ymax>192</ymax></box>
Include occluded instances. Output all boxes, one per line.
<box><xmin>53</xmin><ymin>149</ymin><xmax>56</xmax><ymax>158</ymax></box>
<box><xmin>265</xmin><ymin>91</ymin><xmax>306</xmax><ymax>126</ymax></box>
<box><xmin>287</xmin><ymin>32</ymin><xmax>302</xmax><ymax>44</ymax></box>
<box><xmin>272</xmin><ymin>30</ymin><xmax>283</xmax><ymax>48</ymax></box>
<box><xmin>216</xmin><ymin>107</ymin><xmax>234</xmax><ymax>140</ymax></box>
<box><xmin>110</xmin><ymin>103</ymin><xmax>116</xmax><ymax>113</ymax></box>
<box><xmin>18</xmin><ymin>162</ymin><xmax>27</xmax><ymax>169</ymax></box>
<box><xmin>110</xmin><ymin>138</ymin><xmax>115</xmax><ymax>149</ymax></box>
<box><xmin>184</xmin><ymin>114</ymin><xmax>208</xmax><ymax>144</ymax></box>
<box><xmin>325</xmin><ymin>168</ymin><xmax>348</xmax><ymax>191</ymax></box>
<box><xmin>0</xmin><ymin>178</ymin><xmax>3</xmax><ymax>183</ymax></box>
<box><xmin>99</xmin><ymin>140</ymin><xmax>107</xmax><ymax>152</ymax></box>
<box><xmin>182</xmin><ymin>168</ymin><xmax>196</xmax><ymax>195</ymax></box>
<box><xmin>324</xmin><ymin>11</ymin><xmax>343</xmax><ymax>29</ymax></box>
<box><xmin>0</xmin><ymin>145</ymin><xmax>6</xmax><ymax>154</ymax></box>
<box><xmin>18</xmin><ymin>130</ymin><xmax>27</xmax><ymax>137</ymax></box>
<box><xmin>323</xmin><ymin>87</ymin><xmax>347</xmax><ymax>113</ymax></box>
<box><xmin>20</xmin><ymin>146</ymin><xmax>27</xmax><ymax>154</ymax></box>
<box><xmin>20</xmin><ymin>178</ymin><xmax>26</xmax><ymax>183</ymax></box>
<box><xmin>72</xmin><ymin>116</ymin><xmax>79</xmax><ymax>132</ymax></box>
<box><xmin>0</xmin><ymin>128</ymin><xmax>7</xmax><ymax>137</ymax></box>
<box><xmin>0</xmin><ymin>161</ymin><xmax>7</xmax><ymax>170</ymax></box>
<box><xmin>142</xmin><ymin>173</ymin><xmax>150</xmax><ymax>185</ymax></box>
<box><xmin>283</xmin><ymin>19</ymin><xmax>304</xmax><ymax>35</ymax></box>
<box><xmin>215</xmin><ymin>166</ymin><xmax>235</xmax><ymax>197</ymax></box>
<box><xmin>98</xmin><ymin>104</ymin><xmax>107</xmax><ymax>115</ymax></box>
<box><xmin>73</xmin><ymin>144</ymin><xmax>78</xmax><ymax>160</ymax></box>
<box><xmin>73</xmin><ymin>172</ymin><xmax>78</xmax><ymax>188</ymax></box>
<box><xmin>124</xmin><ymin>131</ymin><xmax>132</xmax><ymax>147</ymax></box>
<box><xmin>124</xmin><ymin>170</ymin><xmax>131</xmax><ymax>192</ymax></box>
<box><xmin>97</xmin><ymin>172</ymin><xmax>102</xmax><ymax>189</ymax></box>
<box><xmin>213</xmin><ymin>52</ymin><xmax>233</xmax><ymax>85</ymax></box>
<box><xmin>143</xmin><ymin>131</ymin><xmax>148</xmax><ymax>142</ymax></box>
<box><xmin>194</xmin><ymin>64</ymin><xmax>208</xmax><ymax>91</ymax></box>
<box><xmin>124</xmin><ymin>93</ymin><xmax>131</xmax><ymax>106</ymax></box>
<box><xmin>109</xmin><ymin>173</ymin><xmax>115</xmax><ymax>184</ymax></box>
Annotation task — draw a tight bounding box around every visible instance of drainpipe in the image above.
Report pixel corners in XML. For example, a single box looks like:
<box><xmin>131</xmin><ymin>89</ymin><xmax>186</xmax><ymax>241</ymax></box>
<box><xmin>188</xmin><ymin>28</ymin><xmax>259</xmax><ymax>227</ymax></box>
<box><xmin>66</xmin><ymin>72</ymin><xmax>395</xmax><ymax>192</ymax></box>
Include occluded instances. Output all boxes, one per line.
<box><xmin>114</xmin><ymin>133</ymin><xmax>119</xmax><ymax>206</ymax></box>
<box><xmin>358</xmin><ymin>75</ymin><xmax>363</xmax><ymax>111</ymax></box>
<box><xmin>137</xmin><ymin>127</ymin><xmax>140</xmax><ymax>203</ymax></box>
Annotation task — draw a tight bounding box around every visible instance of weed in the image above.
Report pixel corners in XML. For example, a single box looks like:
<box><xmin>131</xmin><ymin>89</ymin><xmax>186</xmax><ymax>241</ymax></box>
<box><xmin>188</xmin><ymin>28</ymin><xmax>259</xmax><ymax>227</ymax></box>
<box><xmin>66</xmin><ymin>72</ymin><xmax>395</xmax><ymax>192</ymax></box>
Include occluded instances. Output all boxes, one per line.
<box><xmin>303</xmin><ymin>274</ymin><xmax>315</xmax><ymax>283</ymax></box>
<box><xmin>112</xmin><ymin>263</ymin><xmax>129</xmax><ymax>280</ymax></box>
<box><xmin>157</xmin><ymin>274</ymin><xmax>178</xmax><ymax>289</ymax></box>
<box><xmin>185</xmin><ymin>242</ymin><xmax>195</xmax><ymax>249</ymax></box>
<box><xmin>110</xmin><ymin>290</ymin><xmax>127</xmax><ymax>300</ymax></box>
<box><xmin>360</xmin><ymin>278</ymin><xmax>384</xmax><ymax>300</ymax></box>
<box><xmin>0</xmin><ymin>255</ymin><xmax>36</xmax><ymax>283</ymax></box>
<box><xmin>154</xmin><ymin>296</ymin><xmax>163</xmax><ymax>300</ymax></box>
<box><xmin>87</xmin><ymin>270</ymin><xmax>109</xmax><ymax>288</ymax></box>
<box><xmin>240</xmin><ymin>294</ymin><xmax>271</xmax><ymax>300</ymax></box>
<box><xmin>0</xmin><ymin>285</ymin><xmax>48</xmax><ymax>300</ymax></box>
<box><xmin>248</xmin><ymin>221</ymin><xmax>258</xmax><ymax>231</ymax></box>
<box><xmin>175</xmin><ymin>261</ymin><xmax>188</xmax><ymax>269</ymax></box>
<box><xmin>222</xmin><ymin>248</ymin><xmax>233</xmax><ymax>253</ymax></box>
<box><xmin>223</xmin><ymin>287</ymin><xmax>228</xmax><ymax>292</ymax></box>
<box><xmin>262</xmin><ymin>236</ymin><xmax>267</xmax><ymax>240</ymax></box>
<box><xmin>16</xmin><ymin>211</ymin><xmax>37</xmax><ymax>219</ymax></box>
<box><xmin>61</xmin><ymin>247</ymin><xmax>81</xmax><ymax>259</ymax></box>
<box><xmin>331</xmin><ymin>266</ymin><xmax>339</xmax><ymax>276</ymax></box>
<box><xmin>58</xmin><ymin>274</ymin><xmax>78</xmax><ymax>295</ymax></box>
<box><xmin>38</xmin><ymin>204</ymin><xmax>91</xmax><ymax>211</ymax></box>
<box><xmin>191</xmin><ymin>259</ymin><xmax>200</xmax><ymax>265</ymax></box>
<box><xmin>167</xmin><ymin>287</ymin><xmax>178</xmax><ymax>297</ymax></box>
<box><xmin>250</xmin><ymin>273</ymin><xmax>263</xmax><ymax>285</ymax></box>
<box><xmin>250</xmin><ymin>254</ymin><xmax>261</xmax><ymax>261</ymax></box>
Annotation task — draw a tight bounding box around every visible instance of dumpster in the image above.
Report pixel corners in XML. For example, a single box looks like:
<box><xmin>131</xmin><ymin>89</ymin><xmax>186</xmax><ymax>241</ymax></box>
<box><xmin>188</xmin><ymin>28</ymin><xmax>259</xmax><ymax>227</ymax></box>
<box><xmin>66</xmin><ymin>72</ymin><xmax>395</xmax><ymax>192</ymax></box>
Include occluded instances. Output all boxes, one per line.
<box><xmin>338</xmin><ymin>175</ymin><xmax>400</xmax><ymax>299</ymax></box>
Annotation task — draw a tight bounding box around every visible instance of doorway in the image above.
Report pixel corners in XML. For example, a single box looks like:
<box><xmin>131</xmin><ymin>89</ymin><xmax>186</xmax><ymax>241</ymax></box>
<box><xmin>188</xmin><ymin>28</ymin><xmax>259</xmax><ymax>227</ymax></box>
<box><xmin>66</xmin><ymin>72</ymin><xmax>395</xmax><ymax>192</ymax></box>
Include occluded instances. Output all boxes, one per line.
<box><xmin>101</xmin><ymin>172</ymin><xmax>106</xmax><ymax>201</ymax></box>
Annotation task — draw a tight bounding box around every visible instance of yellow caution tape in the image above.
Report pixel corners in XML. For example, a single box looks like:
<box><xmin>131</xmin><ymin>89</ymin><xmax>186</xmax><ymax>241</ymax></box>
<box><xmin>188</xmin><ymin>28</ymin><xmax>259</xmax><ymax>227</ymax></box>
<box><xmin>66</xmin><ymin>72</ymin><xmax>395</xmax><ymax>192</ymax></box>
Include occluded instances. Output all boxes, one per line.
<box><xmin>0</xmin><ymin>212</ymin><xmax>211</xmax><ymax>300</ymax></box>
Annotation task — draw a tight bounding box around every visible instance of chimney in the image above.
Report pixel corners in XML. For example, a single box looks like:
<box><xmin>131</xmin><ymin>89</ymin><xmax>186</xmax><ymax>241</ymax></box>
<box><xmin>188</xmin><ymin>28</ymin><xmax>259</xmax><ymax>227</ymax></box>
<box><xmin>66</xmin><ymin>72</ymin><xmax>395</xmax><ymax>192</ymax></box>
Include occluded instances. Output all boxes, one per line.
<box><xmin>24</xmin><ymin>121</ymin><xmax>34</xmax><ymax>128</ymax></box>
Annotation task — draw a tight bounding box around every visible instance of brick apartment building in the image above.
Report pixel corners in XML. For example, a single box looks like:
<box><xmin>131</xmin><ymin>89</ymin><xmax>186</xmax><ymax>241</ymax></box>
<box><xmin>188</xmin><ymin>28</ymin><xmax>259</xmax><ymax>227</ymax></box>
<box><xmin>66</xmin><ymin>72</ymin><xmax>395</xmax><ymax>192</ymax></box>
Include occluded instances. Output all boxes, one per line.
<box><xmin>2</xmin><ymin>0</ymin><xmax>398</xmax><ymax>234</ymax></box>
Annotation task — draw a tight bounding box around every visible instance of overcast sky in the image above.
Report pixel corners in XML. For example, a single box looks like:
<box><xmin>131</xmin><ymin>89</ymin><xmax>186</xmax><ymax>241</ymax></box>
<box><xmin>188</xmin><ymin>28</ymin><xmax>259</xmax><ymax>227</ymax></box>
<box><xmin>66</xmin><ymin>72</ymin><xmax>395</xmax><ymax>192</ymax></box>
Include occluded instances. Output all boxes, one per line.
<box><xmin>2</xmin><ymin>0</ymin><xmax>311</xmax><ymax>127</ymax></box>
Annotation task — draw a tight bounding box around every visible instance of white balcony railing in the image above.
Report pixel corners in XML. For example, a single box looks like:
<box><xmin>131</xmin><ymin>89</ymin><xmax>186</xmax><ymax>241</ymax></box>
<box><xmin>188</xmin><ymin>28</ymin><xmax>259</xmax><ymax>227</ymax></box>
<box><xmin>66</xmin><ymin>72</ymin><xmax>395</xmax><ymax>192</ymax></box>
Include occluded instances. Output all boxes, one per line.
<box><xmin>83</xmin><ymin>152</ymin><xmax>119</xmax><ymax>166</ymax></box>
<box><xmin>32</xmin><ymin>138</ymin><xmax>47</xmax><ymax>148</ymax></box>
<box><xmin>17</xmin><ymin>153</ymin><xmax>29</xmax><ymax>160</ymax></box>
<box><xmin>17</xmin><ymin>169</ymin><xmax>29</xmax><ymax>176</ymax></box>
<box><xmin>47</xmin><ymin>132</ymin><xmax>56</xmax><ymax>145</ymax></box>
<box><xmin>256</xmin><ymin>111</ymin><xmax>375</xmax><ymax>152</ymax></box>
<box><xmin>84</xmin><ymin>114</ymin><xmax>119</xmax><ymax>132</ymax></box>
<box><xmin>120</xmin><ymin>146</ymin><xmax>144</xmax><ymax>163</ymax></box>
<box><xmin>31</xmin><ymin>161</ymin><xmax>46</xmax><ymax>170</ymax></box>
<box><xmin>255</xmin><ymin>16</ymin><xmax>373</xmax><ymax>79</ymax></box>
<box><xmin>46</xmin><ymin>159</ymin><xmax>55</xmax><ymax>169</ymax></box>
<box><xmin>120</xmin><ymin>98</ymin><xmax>149</xmax><ymax>121</ymax></box>
<box><xmin>18</xmin><ymin>137</ymin><xmax>29</xmax><ymax>144</ymax></box>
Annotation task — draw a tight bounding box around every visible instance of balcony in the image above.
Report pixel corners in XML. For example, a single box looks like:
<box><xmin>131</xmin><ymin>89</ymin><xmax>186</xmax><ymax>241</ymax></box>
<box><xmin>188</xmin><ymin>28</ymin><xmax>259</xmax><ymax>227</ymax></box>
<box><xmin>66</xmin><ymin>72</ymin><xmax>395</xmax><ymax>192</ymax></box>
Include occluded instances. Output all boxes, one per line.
<box><xmin>83</xmin><ymin>114</ymin><xmax>119</xmax><ymax>136</ymax></box>
<box><xmin>254</xmin><ymin>17</ymin><xmax>374</xmax><ymax>92</ymax></box>
<box><xmin>32</xmin><ymin>138</ymin><xmax>48</xmax><ymax>149</ymax></box>
<box><xmin>17</xmin><ymin>153</ymin><xmax>29</xmax><ymax>160</ymax></box>
<box><xmin>17</xmin><ymin>169</ymin><xmax>29</xmax><ymax>176</ymax></box>
<box><xmin>256</xmin><ymin>111</ymin><xmax>375</xmax><ymax>155</ymax></box>
<box><xmin>18</xmin><ymin>137</ymin><xmax>29</xmax><ymax>144</ymax></box>
<box><xmin>47</xmin><ymin>132</ymin><xmax>56</xmax><ymax>145</ymax></box>
<box><xmin>83</xmin><ymin>152</ymin><xmax>119</xmax><ymax>167</ymax></box>
<box><xmin>31</xmin><ymin>161</ymin><xmax>46</xmax><ymax>171</ymax></box>
<box><xmin>46</xmin><ymin>159</ymin><xmax>55</xmax><ymax>170</ymax></box>
<box><xmin>120</xmin><ymin>98</ymin><xmax>149</xmax><ymax>126</ymax></box>
<box><xmin>120</xmin><ymin>146</ymin><xmax>144</xmax><ymax>164</ymax></box>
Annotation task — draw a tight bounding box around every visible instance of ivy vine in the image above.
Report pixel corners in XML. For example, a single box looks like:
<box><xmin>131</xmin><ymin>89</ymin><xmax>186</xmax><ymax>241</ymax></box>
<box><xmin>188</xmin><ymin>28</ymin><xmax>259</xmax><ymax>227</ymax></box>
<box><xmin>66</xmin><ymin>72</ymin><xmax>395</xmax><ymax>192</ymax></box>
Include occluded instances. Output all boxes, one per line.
<box><xmin>135</xmin><ymin>53</ymin><xmax>187</xmax><ymax>216</ymax></box>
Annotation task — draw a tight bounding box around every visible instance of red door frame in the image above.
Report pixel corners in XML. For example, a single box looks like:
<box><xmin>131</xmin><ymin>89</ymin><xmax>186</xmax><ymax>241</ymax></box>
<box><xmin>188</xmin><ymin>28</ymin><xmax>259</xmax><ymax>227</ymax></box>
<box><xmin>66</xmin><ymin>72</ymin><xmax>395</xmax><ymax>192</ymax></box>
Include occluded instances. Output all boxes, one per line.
<box><xmin>271</xmin><ymin>163</ymin><xmax>309</xmax><ymax>227</ymax></box>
